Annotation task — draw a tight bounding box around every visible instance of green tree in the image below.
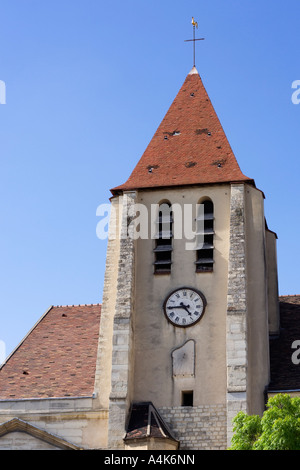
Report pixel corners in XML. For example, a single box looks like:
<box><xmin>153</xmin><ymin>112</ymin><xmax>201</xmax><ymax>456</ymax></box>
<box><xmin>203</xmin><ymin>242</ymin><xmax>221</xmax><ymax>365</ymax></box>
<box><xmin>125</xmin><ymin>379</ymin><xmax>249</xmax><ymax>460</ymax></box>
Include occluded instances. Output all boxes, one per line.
<box><xmin>229</xmin><ymin>394</ymin><xmax>300</xmax><ymax>450</ymax></box>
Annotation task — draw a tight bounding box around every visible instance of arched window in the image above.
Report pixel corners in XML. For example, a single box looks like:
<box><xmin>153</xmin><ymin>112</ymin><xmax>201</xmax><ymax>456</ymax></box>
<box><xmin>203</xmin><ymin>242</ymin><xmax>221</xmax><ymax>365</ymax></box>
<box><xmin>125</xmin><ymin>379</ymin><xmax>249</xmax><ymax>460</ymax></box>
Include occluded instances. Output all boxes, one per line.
<box><xmin>195</xmin><ymin>199</ymin><xmax>214</xmax><ymax>272</ymax></box>
<box><xmin>153</xmin><ymin>202</ymin><xmax>173</xmax><ymax>274</ymax></box>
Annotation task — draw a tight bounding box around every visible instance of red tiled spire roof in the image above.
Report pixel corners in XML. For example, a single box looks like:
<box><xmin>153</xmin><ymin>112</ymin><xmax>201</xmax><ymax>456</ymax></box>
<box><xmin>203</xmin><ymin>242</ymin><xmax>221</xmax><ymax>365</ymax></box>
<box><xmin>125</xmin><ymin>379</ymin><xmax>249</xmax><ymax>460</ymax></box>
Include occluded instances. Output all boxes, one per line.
<box><xmin>111</xmin><ymin>67</ymin><xmax>254</xmax><ymax>194</ymax></box>
<box><xmin>0</xmin><ymin>304</ymin><xmax>101</xmax><ymax>399</ymax></box>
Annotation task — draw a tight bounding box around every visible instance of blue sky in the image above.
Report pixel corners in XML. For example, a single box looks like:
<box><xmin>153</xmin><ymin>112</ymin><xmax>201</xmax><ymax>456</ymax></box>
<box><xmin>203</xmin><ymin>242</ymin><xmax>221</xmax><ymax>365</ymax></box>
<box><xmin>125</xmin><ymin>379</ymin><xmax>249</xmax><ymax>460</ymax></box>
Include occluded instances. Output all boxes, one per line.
<box><xmin>0</xmin><ymin>0</ymin><xmax>299</xmax><ymax>357</ymax></box>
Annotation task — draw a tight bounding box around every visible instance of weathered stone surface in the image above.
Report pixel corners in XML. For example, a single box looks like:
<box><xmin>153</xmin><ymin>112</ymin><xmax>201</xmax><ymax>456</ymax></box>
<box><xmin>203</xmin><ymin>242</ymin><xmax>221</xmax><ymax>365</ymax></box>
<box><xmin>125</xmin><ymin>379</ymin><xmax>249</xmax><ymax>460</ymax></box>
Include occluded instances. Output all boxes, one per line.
<box><xmin>226</xmin><ymin>184</ymin><xmax>248</xmax><ymax>445</ymax></box>
<box><xmin>108</xmin><ymin>191</ymin><xmax>136</xmax><ymax>449</ymax></box>
<box><xmin>172</xmin><ymin>340</ymin><xmax>195</xmax><ymax>378</ymax></box>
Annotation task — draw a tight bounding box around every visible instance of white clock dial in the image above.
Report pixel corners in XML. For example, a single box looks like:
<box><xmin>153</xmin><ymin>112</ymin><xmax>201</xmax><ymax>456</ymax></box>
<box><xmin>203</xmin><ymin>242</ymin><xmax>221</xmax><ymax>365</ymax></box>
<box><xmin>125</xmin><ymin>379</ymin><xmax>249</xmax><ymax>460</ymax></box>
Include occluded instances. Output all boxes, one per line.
<box><xmin>163</xmin><ymin>287</ymin><xmax>206</xmax><ymax>327</ymax></box>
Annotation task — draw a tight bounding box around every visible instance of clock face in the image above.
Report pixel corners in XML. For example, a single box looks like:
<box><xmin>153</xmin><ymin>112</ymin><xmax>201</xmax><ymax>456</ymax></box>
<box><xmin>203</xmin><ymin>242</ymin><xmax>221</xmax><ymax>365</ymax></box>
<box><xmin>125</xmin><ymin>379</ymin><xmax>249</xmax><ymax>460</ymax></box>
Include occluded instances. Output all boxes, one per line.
<box><xmin>163</xmin><ymin>287</ymin><xmax>206</xmax><ymax>327</ymax></box>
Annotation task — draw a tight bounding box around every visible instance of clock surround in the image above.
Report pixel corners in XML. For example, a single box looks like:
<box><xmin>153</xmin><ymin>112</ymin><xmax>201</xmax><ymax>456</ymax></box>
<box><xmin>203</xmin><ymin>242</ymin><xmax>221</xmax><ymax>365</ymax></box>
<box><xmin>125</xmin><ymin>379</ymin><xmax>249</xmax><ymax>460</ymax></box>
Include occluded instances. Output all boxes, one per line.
<box><xmin>163</xmin><ymin>287</ymin><xmax>207</xmax><ymax>328</ymax></box>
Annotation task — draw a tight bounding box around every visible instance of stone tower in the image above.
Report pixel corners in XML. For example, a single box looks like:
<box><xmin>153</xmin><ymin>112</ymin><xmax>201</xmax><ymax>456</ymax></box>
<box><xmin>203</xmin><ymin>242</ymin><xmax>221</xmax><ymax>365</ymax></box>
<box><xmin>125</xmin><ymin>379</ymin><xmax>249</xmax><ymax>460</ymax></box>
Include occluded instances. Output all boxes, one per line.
<box><xmin>94</xmin><ymin>66</ymin><xmax>279</xmax><ymax>450</ymax></box>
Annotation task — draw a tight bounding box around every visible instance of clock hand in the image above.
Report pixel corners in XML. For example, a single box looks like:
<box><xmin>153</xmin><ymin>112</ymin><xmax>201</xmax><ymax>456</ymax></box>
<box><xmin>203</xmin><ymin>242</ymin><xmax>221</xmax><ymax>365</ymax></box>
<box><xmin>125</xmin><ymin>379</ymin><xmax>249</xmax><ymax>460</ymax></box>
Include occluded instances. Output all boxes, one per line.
<box><xmin>167</xmin><ymin>305</ymin><xmax>185</xmax><ymax>309</ymax></box>
<box><xmin>180</xmin><ymin>302</ymin><xmax>193</xmax><ymax>315</ymax></box>
<box><xmin>167</xmin><ymin>303</ymin><xmax>192</xmax><ymax>315</ymax></box>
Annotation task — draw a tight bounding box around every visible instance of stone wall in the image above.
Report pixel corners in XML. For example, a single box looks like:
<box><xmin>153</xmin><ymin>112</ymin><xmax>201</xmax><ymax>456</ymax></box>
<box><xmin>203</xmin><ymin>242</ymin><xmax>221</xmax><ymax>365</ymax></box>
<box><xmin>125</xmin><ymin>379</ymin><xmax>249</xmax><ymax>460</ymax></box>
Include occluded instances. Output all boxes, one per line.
<box><xmin>0</xmin><ymin>431</ymin><xmax>60</xmax><ymax>450</ymax></box>
<box><xmin>0</xmin><ymin>397</ymin><xmax>108</xmax><ymax>449</ymax></box>
<box><xmin>94</xmin><ymin>196</ymin><xmax>122</xmax><ymax>413</ymax></box>
<box><xmin>226</xmin><ymin>184</ymin><xmax>248</xmax><ymax>445</ymax></box>
<box><xmin>108</xmin><ymin>191</ymin><xmax>137</xmax><ymax>449</ymax></box>
<box><xmin>159</xmin><ymin>404</ymin><xmax>227</xmax><ymax>450</ymax></box>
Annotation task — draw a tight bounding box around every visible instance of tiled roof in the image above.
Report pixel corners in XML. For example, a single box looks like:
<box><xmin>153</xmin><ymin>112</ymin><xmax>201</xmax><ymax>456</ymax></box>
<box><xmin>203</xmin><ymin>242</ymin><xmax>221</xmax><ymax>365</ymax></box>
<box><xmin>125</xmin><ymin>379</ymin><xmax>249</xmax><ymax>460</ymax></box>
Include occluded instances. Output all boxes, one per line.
<box><xmin>0</xmin><ymin>304</ymin><xmax>101</xmax><ymax>399</ymax></box>
<box><xmin>268</xmin><ymin>296</ymin><xmax>300</xmax><ymax>392</ymax></box>
<box><xmin>111</xmin><ymin>67</ymin><xmax>253</xmax><ymax>195</ymax></box>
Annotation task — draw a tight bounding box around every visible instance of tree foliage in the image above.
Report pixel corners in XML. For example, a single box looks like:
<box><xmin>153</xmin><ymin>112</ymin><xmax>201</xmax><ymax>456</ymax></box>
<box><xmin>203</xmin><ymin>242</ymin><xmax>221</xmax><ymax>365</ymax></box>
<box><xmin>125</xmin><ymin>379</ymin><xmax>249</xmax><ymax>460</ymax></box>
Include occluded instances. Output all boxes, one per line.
<box><xmin>229</xmin><ymin>394</ymin><xmax>300</xmax><ymax>450</ymax></box>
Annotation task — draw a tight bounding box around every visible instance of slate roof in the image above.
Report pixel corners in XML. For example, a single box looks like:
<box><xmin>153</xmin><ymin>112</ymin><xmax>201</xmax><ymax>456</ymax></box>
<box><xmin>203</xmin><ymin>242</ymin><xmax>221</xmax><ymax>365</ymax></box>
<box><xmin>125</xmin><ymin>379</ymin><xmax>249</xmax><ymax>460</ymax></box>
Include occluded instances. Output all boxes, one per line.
<box><xmin>268</xmin><ymin>295</ymin><xmax>300</xmax><ymax>392</ymax></box>
<box><xmin>0</xmin><ymin>304</ymin><xmax>101</xmax><ymax>399</ymax></box>
<box><xmin>124</xmin><ymin>402</ymin><xmax>178</xmax><ymax>443</ymax></box>
<box><xmin>111</xmin><ymin>67</ymin><xmax>254</xmax><ymax>195</ymax></box>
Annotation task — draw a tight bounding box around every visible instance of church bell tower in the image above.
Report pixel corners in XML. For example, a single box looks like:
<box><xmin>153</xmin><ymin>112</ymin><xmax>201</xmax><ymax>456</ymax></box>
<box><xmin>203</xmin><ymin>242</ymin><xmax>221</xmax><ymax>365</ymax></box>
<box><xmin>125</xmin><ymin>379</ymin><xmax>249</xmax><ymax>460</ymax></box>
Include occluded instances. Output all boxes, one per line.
<box><xmin>95</xmin><ymin>59</ymin><xmax>279</xmax><ymax>450</ymax></box>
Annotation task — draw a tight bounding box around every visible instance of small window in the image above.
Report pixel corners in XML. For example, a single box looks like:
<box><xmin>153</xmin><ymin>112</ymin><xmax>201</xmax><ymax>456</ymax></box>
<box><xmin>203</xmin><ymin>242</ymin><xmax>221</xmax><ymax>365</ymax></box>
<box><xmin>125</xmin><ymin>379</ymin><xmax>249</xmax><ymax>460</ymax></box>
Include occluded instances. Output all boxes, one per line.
<box><xmin>154</xmin><ymin>203</ymin><xmax>173</xmax><ymax>274</ymax></box>
<box><xmin>182</xmin><ymin>390</ymin><xmax>193</xmax><ymax>407</ymax></box>
<box><xmin>195</xmin><ymin>199</ymin><xmax>214</xmax><ymax>272</ymax></box>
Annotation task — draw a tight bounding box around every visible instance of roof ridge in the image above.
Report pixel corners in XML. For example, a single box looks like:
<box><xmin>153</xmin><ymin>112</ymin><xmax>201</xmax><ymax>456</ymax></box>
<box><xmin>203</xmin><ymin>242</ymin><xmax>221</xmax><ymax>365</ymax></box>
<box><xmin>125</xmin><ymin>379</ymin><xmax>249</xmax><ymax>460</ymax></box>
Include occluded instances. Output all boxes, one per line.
<box><xmin>0</xmin><ymin>306</ymin><xmax>54</xmax><ymax>370</ymax></box>
<box><xmin>54</xmin><ymin>303</ymin><xmax>102</xmax><ymax>307</ymax></box>
<box><xmin>279</xmin><ymin>294</ymin><xmax>300</xmax><ymax>297</ymax></box>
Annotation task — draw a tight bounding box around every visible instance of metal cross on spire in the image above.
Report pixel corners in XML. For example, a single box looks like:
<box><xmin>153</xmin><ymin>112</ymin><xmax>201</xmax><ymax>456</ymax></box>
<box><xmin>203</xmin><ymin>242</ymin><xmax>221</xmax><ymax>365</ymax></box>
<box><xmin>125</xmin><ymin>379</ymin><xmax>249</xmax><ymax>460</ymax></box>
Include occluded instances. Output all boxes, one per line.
<box><xmin>184</xmin><ymin>17</ymin><xmax>205</xmax><ymax>68</ymax></box>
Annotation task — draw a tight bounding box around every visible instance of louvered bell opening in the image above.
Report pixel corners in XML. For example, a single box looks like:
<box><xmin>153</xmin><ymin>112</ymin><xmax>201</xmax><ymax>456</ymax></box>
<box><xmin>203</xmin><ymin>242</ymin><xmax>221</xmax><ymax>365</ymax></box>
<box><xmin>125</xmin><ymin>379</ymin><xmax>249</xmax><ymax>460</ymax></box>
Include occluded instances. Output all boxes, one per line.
<box><xmin>195</xmin><ymin>200</ymin><xmax>214</xmax><ymax>273</ymax></box>
<box><xmin>154</xmin><ymin>203</ymin><xmax>173</xmax><ymax>274</ymax></box>
<box><xmin>197</xmin><ymin>201</ymin><xmax>214</xmax><ymax>230</ymax></box>
<box><xmin>195</xmin><ymin>229</ymin><xmax>214</xmax><ymax>272</ymax></box>
<box><xmin>154</xmin><ymin>240</ymin><xmax>172</xmax><ymax>274</ymax></box>
<box><xmin>195</xmin><ymin>248</ymin><xmax>214</xmax><ymax>272</ymax></box>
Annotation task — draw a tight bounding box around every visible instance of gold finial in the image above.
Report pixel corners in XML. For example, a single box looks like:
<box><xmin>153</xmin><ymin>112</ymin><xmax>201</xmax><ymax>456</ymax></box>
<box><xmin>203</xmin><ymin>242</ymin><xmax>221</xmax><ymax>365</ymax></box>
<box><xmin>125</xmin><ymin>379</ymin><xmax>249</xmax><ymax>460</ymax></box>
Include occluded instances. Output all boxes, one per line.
<box><xmin>191</xmin><ymin>17</ymin><xmax>198</xmax><ymax>28</ymax></box>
